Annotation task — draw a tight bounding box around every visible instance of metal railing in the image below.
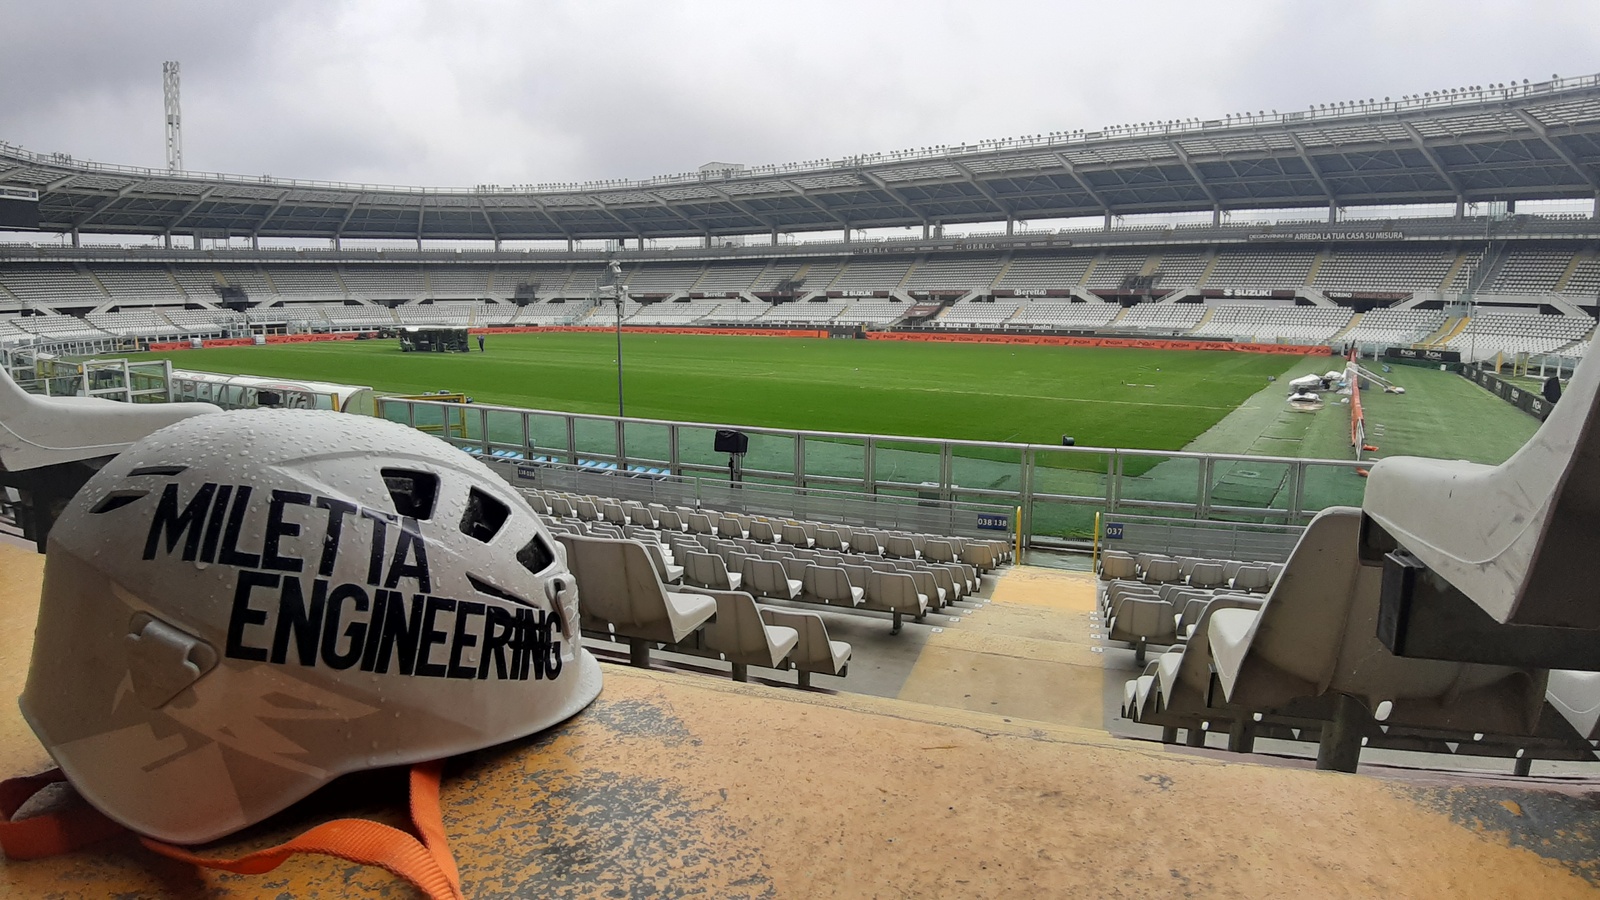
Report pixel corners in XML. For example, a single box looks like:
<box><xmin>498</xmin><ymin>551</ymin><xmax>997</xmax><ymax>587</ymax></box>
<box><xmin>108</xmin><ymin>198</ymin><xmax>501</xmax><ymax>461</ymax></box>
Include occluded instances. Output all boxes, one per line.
<box><xmin>476</xmin><ymin>456</ymin><xmax>1016</xmax><ymax>540</ymax></box>
<box><xmin>1098</xmin><ymin>513</ymin><xmax>1305</xmax><ymax>563</ymax></box>
<box><xmin>376</xmin><ymin>396</ymin><xmax>1369</xmax><ymax>544</ymax></box>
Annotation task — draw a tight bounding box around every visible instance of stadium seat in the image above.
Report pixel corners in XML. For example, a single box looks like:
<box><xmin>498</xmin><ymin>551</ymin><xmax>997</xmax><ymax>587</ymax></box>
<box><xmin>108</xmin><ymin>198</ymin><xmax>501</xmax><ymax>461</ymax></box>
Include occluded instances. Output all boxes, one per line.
<box><xmin>684</xmin><ymin>550</ymin><xmax>743</xmax><ymax>592</ymax></box>
<box><xmin>1362</xmin><ymin>349</ymin><xmax>1600</xmax><ymax>630</ymax></box>
<box><xmin>802</xmin><ymin>565</ymin><xmax>866</xmax><ymax>607</ymax></box>
<box><xmin>814</xmin><ymin>526</ymin><xmax>850</xmax><ymax>553</ymax></box>
<box><xmin>780</xmin><ymin>522</ymin><xmax>813</xmax><ymax>549</ymax></box>
<box><xmin>760</xmin><ymin>609</ymin><xmax>851</xmax><ymax>688</ymax></box>
<box><xmin>1099</xmin><ymin>551</ymin><xmax>1137</xmax><ymax>581</ymax></box>
<box><xmin>1208</xmin><ymin>507</ymin><xmax>1547</xmax><ymax>771</ymax></box>
<box><xmin>864</xmin><ymin>571</ymin><xmax>928</xmax><ymax>635</ymax></box>
<box><xmin>555</xmin><ymin>535</ymin><xmax>718</xmax><ymax>667</ymax></box>
<box><xmin>748</xmin><ymin>519</ymin><xmax>779</xmax><ymax>544</ymax></box>
<box><xmin>740</xmin><ymin>557</ymin><xmax>802</xmax><ymax>601</ymax></box>
<box><xmin>689</xmin><ymin>588</ymin><xmax>800</xmax><ymax>683</ymax></box>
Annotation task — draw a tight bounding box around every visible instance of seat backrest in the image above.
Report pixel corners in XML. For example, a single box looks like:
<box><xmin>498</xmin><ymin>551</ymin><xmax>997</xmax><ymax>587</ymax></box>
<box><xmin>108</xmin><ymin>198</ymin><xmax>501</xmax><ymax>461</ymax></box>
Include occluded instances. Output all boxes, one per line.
<box><xmin>1214</xmin><ymin>507</ymin><xmax>1546</xmax><ymax>733</ymax></box>
<box><xmin>549</xmin><ymin>496</ymin><xmax>575</xmax><ymax>518</ymax></box>
<box><xmin>781</xmin><ymin>523</ymin><xmax>809</xmax><ymax>545</ymax></box>
<box><xmin>750</xmin><ymin>520</ymin><xmax>778</xmax><ymax>543</ymax></box>
<box><xmin>761</xmin><ymin>608</ymin><xmax>844</xmax><ymax>673</ymax></box>
<box><xmin>642</xmin><ymin>541</ymin><xmax>676</xmax><ymax>583</ymax></box>
<box><xmin>696</xmin><ymin>588</ymin><xmax>783</xmax><ymax>662</ymax></box>
<box><xmin>852</xmin><ymin>532</ymin><xmax>881</xmax><ymax>555</ymax></box>
<box><xmin>1365</xmin><ymin>349</ymin><xmax>1600</xmax><ymax>629</ymax></box>
<box><xmin>718</xmin><ymin>516</ymin><xmax>745</xmax><ymax>538</ymax></box>
<box><xmin>924</xmin><ymin>539</ymin><xmax>956</xmax><ymax>564</ymax></box>
<box><xmin>555</xmin><ymin>535</ymin><xmax>669</xmax><ymax>629</ymax></box>
<box><xmin>803</xmin><ymin>564</ymin><xmax>852</xmax><ymax>603</ymax></box>
<box><xmin>687</xmin><ymin>512</ymin><xmax>714</xmax><ymax>534</ymax></box>
<box><xmin>867</xmin><ymin>570</ymin><xmax>921</xmax><ymax>609</ymax></box>
<box><xmin>885</xmin><ymin>535</ymin><xmax>917</xmax><ymax>559</ymax></box>
<box><xmin>601</xmin><ymin>502</ymin><xmax>628</xmax><ymax>526</ymax></box>
<box><xmin>656</xmin><ymin>508</ymin><xmax>684</xmax><ymax>531</ymax></box>
<box><xmin>685</xmin><ymin>550</ymin><xmax>734</xmax><ymax>590</ymax></box>
<box><xmin>840</xmin><ymin>563</ymin><xmax>874</xmax><ymax>589</ymax></box>
<box><xmin>815</xmin><ymin>527</ymin><xmax>843</xmax><ymax>551</ymax></box>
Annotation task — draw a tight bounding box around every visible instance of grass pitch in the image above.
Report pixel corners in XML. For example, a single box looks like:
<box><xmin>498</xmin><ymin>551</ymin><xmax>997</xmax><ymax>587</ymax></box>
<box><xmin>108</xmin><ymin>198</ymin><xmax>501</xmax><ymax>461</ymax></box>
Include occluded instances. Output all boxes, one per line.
<box><xmin>141</xmin><ymin>332</ymin><xmax>1305</xmax><ymax>452</ymax></box>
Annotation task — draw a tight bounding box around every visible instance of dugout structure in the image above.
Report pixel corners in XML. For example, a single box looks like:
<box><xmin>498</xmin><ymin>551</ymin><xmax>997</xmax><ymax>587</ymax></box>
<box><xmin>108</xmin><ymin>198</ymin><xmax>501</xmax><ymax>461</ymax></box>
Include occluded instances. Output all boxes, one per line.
<box><xmin>399</xmin><ymin>326</ymin><xmax>470</xmax><ymax>353</ymax></box>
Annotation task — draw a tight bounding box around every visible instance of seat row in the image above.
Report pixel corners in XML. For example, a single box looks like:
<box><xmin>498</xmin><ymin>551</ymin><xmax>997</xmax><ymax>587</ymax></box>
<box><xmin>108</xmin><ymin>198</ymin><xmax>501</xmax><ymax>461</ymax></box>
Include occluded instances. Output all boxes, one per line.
<box><xmin>1116</xmin><ymin>507</ymin><xmax>1599</xmax><ymax>774</ymax></box>
<box><xmin>523</xmin><ymin>488</ymin><xmax>1012</xmax><ymax>573</ymax></box>
<box><xmin>1099</xmin><ymin>549</ymin><xmax>1281</xmax><ymax>593</ymax></box>
<box><xmin>554</xmin><ymin>532</ymin><xmax>852</xmax><ymax>688</ymax></box>
<box><xmin>547</xmin><ymin>515</ymin><xmax>982</xmax><ymax>634</ymax></box>
<box><xmin>1098</xmin><ymin>579</ymin><xmax>1264</xmax><ymax>664</ymax></box>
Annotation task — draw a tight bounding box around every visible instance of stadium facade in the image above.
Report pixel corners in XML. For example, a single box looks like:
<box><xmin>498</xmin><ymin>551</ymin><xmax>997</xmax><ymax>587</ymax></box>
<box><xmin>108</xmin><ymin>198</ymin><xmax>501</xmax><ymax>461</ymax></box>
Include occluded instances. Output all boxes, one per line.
<box><xmin>1</xmin><ymin>74</ymin><xmax>1598</xmax><ymax>363</ymax></box>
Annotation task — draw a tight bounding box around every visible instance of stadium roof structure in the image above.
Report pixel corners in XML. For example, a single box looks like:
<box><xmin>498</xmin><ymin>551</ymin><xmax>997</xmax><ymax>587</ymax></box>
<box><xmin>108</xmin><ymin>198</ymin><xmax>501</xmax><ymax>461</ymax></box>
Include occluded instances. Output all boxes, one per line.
<box><xmin>4</xmin><ymin>75</ymin><xmax>1600</xmax><ymax>244</ymax></box>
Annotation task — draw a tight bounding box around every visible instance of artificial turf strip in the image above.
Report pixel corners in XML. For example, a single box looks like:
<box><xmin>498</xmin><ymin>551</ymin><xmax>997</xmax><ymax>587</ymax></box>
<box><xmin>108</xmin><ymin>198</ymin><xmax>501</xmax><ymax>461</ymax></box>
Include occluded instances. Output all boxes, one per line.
<box><xmin>140</xmin><ymin>333</ymin><xmax>1307</xmax><ymax>452</ymax></box>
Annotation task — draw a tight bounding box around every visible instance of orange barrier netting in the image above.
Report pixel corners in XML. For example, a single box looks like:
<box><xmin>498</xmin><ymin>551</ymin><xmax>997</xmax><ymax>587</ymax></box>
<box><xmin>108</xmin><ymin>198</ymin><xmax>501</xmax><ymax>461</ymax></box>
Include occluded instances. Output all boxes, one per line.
<box><xmin>1348</xmin><ymin>349</ymin><xmax>1365</xmax><ymax>452</ymax></box>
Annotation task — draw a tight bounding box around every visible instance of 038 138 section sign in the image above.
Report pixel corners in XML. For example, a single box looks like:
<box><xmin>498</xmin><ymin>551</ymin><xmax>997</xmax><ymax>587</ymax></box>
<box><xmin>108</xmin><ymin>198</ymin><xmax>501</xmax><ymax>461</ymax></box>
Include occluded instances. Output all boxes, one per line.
<box><xmin>976</xmin><ymin>513</ymin><xmax>1009</xmax><ymax>531</ymax></box>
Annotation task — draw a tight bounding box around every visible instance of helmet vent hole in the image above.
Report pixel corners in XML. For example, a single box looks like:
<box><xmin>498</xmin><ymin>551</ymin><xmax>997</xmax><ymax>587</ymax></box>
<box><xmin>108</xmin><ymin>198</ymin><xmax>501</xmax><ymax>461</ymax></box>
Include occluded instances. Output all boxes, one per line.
<box><xmin>517</xmin><ymin>534</ymin><xmax>557</xmax><ymax>575</ymax></box>
<box><xmin>382</xmin><ymin>469</ymin><xmax>439</xmax><ymax>519</ymax></box>
<box><xmin>91</xmin><ymin>491</ymin><xmax>148</xmax><ymax>514</ymax></box>
<box><xmin>467</xmin><ymin>573</ymin><xmax>532</xmax><ymax>607</ymax></box>
<box><xmin>129</xmin><ymin>465</ymin><xmax>188</xmax><ymax>477</ymax></box>
<box><xmin>460</xmin><ymin>487</ymin><xmax>509</xmax><ymax>542</ymax></box>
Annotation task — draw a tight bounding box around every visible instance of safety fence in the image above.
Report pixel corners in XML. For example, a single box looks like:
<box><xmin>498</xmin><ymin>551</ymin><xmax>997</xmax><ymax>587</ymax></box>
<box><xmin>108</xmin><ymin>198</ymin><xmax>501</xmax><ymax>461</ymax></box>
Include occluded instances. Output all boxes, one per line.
<box><xmin>376</xmin><ymin>396</ymin><xmax>1370</xmax><ymax>545</ymax></box>
<box><xmin>1096</xmin><ymin>513</ymin><xmax>1305</xmax><ymax>563</ymax></box>
<box><xmin>475</xmin><ymin>455</ymin><xmax>1016</xmax><ymax>541</ymax></box>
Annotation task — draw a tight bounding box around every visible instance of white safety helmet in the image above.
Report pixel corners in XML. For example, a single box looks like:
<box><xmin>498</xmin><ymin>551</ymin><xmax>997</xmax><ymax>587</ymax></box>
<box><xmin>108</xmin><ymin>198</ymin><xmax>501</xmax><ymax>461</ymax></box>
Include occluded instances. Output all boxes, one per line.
<box><xmin>20</xmin><ymin>409</ymin><xmax>601</xmax><ymax>844</ymax></box>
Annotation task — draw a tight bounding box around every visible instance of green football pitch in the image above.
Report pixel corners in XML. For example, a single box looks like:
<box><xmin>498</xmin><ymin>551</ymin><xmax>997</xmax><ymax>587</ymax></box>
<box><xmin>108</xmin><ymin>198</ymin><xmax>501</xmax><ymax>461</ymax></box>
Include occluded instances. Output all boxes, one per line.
<box><xmin>136</xmin><ymin>332</ymin><xmax>1542</xmax><ymax>537</ymax></box>
<box><xmin>141</xmin><ymin>333</ymin><xmax>1309</xmax><ymax>451</ymax></box>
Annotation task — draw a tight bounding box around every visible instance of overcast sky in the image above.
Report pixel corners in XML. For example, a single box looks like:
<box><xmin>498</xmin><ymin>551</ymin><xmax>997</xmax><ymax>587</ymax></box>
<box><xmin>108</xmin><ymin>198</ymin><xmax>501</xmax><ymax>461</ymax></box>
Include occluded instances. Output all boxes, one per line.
<box><xmin>2</xmin><ymin>1</ymin><xmax>1597</xmax><ymax>188</ymax></box>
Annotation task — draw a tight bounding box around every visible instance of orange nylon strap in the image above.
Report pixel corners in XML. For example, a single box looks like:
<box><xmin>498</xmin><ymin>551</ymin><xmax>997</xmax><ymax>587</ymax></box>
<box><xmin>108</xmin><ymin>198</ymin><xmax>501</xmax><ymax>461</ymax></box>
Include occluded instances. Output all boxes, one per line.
<box><xmin>0</xmin><ymin>762</ymin><xmax>464</xmax><ymax>900</ymax></box>
<box><xmin>0</xmin><ymin>769</ymin><xmax>127</xmax><ymax>860</ymax></box>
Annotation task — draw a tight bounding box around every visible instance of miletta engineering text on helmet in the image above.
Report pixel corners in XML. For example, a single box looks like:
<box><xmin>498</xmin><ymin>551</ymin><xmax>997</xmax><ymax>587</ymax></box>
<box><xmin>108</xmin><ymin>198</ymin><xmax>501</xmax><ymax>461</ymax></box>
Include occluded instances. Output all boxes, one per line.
<box><xmin>138</xmin><ymin>480</ymin><xmax>566</xmax><ymax>682</ymax></box>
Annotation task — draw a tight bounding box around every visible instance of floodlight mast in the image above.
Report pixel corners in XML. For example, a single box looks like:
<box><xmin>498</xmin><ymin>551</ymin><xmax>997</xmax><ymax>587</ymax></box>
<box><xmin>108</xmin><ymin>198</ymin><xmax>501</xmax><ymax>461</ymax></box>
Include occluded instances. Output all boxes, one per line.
<box><xmin>606</xmin><ymin>259</ymin><xmax>625</xmax><ymax>418</ymax></box>
<box><xmin>163</xmin><ymin>62</ymin><xmax>182</xmax><ymax>173</ymax></box>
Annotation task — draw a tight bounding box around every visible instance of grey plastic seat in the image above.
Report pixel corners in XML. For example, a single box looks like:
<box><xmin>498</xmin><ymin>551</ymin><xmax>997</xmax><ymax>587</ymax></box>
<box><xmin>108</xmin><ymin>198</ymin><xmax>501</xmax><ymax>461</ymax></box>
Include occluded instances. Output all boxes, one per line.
<box><xmin>1099</xmin><ymin>551</ymin><xmax>1137</xmax><ymax>581</ymax></box>
<box><xmin>748</xmin><ymin>519</ymin><xmax>779</xmax><ymax>543</ymax></box>
<box><xmin>1208</xmin><ymin>507</ymin><xmax>1547</xmax><ymax>771</ymax></box>
<box><xmin>1188</xmin><ymin>561</ymin><xmax>1226</xmax><ymax>590</ymax></box>
<box><xmin>740</xmin><ymin>557</ymin><xmax>802</xmax><ymax>601</ymax></box>
<box><xmin>601</xmin><ymin>501</ymin><xmax>629</xmax><ymax>527</ymax></box>
<box><xmin>864</xmin><ymin>570</ymin><xmax>927</xmax><ymax>634</ymax></box>
<box><xmin>885</xmin><ymin>535</ymin><xmax>919</xmax><ymax>560</ymax></box>
<box><xmin>1232</xmin><ymin>564</ymin><xmax>1271</xmax><ymax>593</ymax></box>
<box><xmin>1363</xmin><ymin>349</ymin><xmax>1600</xmax><ymax>629</ymax></box>
<box><xmin>780</xmin><ymin>522</ymin><xmax>813</xmax><ymax>549</ymax></box>
<box><xmin>642</xmin><ymin>540</ymin><xmax>684</xmax><ymax>585</ymax></box>
<box><xmin>625</xmin><ymin>503</ymin><xmax>658</xmax><ymax>529</ymax></box>
<box><xmin>717</xmin><ymin>515</ymin><xmax>748</xmax><ymax>540</ymax></box>
<box><xmin>548</xmin><ymin>495</ymin><xmax>575</xmax><ymax>518</ymax></box>
<box><xmin>1108</xmin><ymin>596</ymin><xmax>1175</xmax><ymax>664</ymax></box>
<box><xmin>851</xmin><ymin>531</ymin><xmax>883</xmax><ymax>557</ymax></box>
<box><xmin>573</xmin><ymin>498</ymin><xmax>601</xmax><ymax>522</ymax></box>
<box><xmin>802</xmin><ymin>564</ymin><xmax>866</xmax><ymax>606</ymax></box>
<box><xmin>686</xmin><ymin>511</ymin><xmax>716</xmax><ymax>535</ymax></box>
<box><xmin>1142</xmin><ymin>557</ymin><xmax>1182</xmax><ymax>585</ymax></box>
<box><xmin>761</xmin><ymin>608</ymin><xmax>851</xmax><ymax>688</ymax></box>
<box><xmin>1546</xmin><ymin>670</ymin><xmax>1600</xmax><ymax>739</ymax></box>
<box><xmin>814</xmin><ymin>526</ymin><xmax>849</xmax><ymax>553</ymax></box>
<box><xmin>655</xmin><ymin>508</ymin><xmax>688</xmax><ymax>532</ymax></box>
<box><xmin>692</xmin><ymin>588</ymin><xmax>799</xmax><ymax>682</ymax></box>
<box><xmin>555</xmin><ymin>535</ymin><xmax>718</xmax><ymax>666</ymax></box>
<box><xmin>684</xmin><ymin>550</ymin><xmax>743</xmax><ymax>592</ymax></box>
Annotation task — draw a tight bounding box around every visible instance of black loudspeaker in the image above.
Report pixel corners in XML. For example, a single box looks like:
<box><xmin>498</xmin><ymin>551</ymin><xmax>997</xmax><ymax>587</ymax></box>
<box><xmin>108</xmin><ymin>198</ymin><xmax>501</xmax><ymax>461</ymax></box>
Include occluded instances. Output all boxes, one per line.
<box><xmin>1544</xmin><ymin>376</ymin><xmax>1563</xmax><ymax>404</ymax></box>
<box><xmin>714</xmin><ymin>430</ymin><xmax>749</xmax><ymax>454</ymax></box>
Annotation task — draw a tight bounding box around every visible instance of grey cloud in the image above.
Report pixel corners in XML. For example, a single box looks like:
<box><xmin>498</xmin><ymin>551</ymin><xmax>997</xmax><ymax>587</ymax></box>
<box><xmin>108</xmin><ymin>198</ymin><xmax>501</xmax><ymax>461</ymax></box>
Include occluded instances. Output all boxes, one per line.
<box><xmin>1</xmin><ymin>0</ymin><xmax>1597</xmax><ymax>186</ymax></box>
